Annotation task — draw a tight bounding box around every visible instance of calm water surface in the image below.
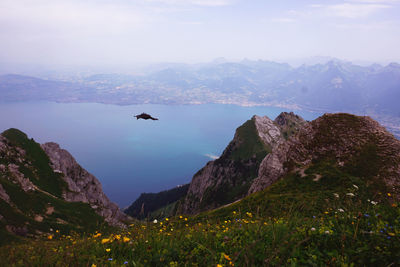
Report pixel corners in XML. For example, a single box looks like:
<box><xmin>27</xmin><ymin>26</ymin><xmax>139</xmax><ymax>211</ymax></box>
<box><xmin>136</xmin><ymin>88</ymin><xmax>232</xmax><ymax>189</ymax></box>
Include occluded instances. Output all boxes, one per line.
<box><xmin>0</xmin><ymin>102</ymin><xmax>319</xmax><ymax>207</ymax></box>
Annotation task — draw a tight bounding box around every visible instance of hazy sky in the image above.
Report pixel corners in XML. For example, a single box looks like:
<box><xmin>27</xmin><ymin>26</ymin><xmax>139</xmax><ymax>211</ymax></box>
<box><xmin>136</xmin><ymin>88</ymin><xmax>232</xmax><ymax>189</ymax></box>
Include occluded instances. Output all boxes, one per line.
<box><xmin>1</xmin><ymin>0</ymin><xmax>400</xmax><ymax>66</ymax></box>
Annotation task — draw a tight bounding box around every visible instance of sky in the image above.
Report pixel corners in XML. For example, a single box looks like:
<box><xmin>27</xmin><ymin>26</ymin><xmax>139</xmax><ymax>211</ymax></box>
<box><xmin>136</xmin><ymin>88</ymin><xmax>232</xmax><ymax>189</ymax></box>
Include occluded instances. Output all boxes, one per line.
<box><xmin>0</xmin><ymin>0</ymin><xmax>400</xmax><ymax>67</ymax></box>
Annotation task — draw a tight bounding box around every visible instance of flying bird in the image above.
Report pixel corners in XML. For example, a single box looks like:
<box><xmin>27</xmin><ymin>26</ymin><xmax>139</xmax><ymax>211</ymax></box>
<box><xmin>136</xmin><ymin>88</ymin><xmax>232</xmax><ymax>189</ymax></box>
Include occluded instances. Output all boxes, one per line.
<box><xmin>134</xmin><ymin>113</ymin><xmax>159</xmax><ymax>120</ymax></box>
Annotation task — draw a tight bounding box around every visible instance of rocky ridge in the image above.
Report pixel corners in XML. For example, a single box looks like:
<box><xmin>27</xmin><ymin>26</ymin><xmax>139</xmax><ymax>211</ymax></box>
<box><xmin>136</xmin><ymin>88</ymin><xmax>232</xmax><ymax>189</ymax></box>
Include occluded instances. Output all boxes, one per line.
<box><xmin>249</xmin><ymin>113</ymin><xmax>400</xmax><ymax>197</ymax></box>
<box><xmin>182</xmin><ymin>112</ymin><xmax>305</xmax><ymax>214</ymax></box>
<box><xmin>0</xmin><ymin>129</ymin><xmax>128</xmax><ymax>243</ymax></box>
<box><xmin>41</xmin><ymin>142</ymin><xmax>128</xmax><ymax>227</ymax></box>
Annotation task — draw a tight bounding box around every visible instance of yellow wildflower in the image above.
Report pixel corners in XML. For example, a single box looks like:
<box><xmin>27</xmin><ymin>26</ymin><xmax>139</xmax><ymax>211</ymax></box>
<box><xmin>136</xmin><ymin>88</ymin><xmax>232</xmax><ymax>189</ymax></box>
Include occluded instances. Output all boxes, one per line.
<box><xmin>123</xmin><ymin>237</ymin><xmax>130</xmax><ymax>243</ymax></box>
<box><xmin>47</xmin><ymin>235</ymin><xmax>53</xmax><ymax>240</ymax></box>
<box><xmin>106</xmin><ymin>248</ymin><xmax>111</xmax><ymax>252</ymax></box>
<box><xmin>101</xmin><ymin>238</ymin><xmax>110</xmax><ymax>244</ymax></box>
<box><xmin>179</xmin><ymin>215</ymin><xmax>183</xmax><ymax>219</ymax></box>
<box><xmin>91</xmin><ymin>264</ymin><xmax>97</xmax><ymax>267</ymax></box>
<box><xmin>93</xmin><ymin>233</ymin><xmax>102</xmax><ymax>238</ymax></box>
<box><xmin>224</xmin><ymin>254</ymin><xmax>232</xmax><ymax>261</ymax></box>
<box><xmin>165</xmin><ymin>218</ymin><xmax>169</xmax><ymax>221</ymax></box>
<box><xmin>115</xmin><ymin>234</ymin><xmax>121</xmax><ymax>240</ymax></box>
<box><xmin>387</xmin><ymin>193</ymin><xmax>392</xmax><ymax>197</ymax></box>
<box><xmin>185</xmin><ymin>218</ymin><xmax>188</xmax><ymax>221</ymax></box>
<box><xmin>217</xmin><ymin>265</ymin><xmax>223</xmax><ymax>267</ymax></box>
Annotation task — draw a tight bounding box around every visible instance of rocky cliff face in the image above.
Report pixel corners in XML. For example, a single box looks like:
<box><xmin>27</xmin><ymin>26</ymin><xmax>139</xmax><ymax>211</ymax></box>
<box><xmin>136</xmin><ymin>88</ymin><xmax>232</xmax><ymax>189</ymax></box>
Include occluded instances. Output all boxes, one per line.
<box><xmin>274</xmin><ymin>111</ymin><xmax>307</xmax><ymax>139</ymax></box>
<box><xmin>0</xmin><ymin>129</ymin><xmax>128</xmax><ymax>243</ymax></box>
<box><xmin>249</xmin><ymin>113</ymin><xmax>400</xmax><ymax>197</ymax></box>
<box><xmin>41</xmin><ymin>142</ymin><xmax>128</xmax><ymax>228</ymax></box>
<box><xmin>182</xmin><ymin>113</ymin><xmax>305</xmax><ymax>214</ymax></box>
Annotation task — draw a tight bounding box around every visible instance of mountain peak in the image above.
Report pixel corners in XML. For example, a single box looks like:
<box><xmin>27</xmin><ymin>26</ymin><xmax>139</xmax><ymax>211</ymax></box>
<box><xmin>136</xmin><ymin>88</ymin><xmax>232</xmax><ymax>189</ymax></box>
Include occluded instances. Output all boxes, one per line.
<box><xmin>252</xmin><ymin>115</ymin><xmax>283</xmax><ymax>147</ymax></box>
<box><xmin>249</xmin><ymin>113</ymin><xmax>400</xmax><ymax>196</ymax></box>
<box><xmin>181</xmin><ymin>113</ymin><xmax>307</xmax><ymax>214</ymax></box>
<box><xmin>0</xmin><ymin>129</ymin><xmax>129</xmax><ymax>243</ymax></box>
<box><xmin>274</xmin><ymin>112</ymin><xmax>307</xmax><ymax>140</ymax></box>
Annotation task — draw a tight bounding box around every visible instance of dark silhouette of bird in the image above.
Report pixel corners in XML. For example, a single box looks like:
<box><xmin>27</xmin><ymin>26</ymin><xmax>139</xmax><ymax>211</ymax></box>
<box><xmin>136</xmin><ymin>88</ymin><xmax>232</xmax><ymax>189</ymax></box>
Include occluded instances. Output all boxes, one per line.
<box><xmin>134</xmin><ymin>113</ymin><xmax>158</xmax><ymax>120</ymax></box>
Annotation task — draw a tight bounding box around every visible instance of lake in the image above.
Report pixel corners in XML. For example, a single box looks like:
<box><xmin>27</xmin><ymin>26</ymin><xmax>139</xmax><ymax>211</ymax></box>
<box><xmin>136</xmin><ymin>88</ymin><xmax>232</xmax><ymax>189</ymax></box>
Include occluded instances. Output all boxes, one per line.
<box><xmin>0</xmin><ymin>102</ymin><xmax>319</xmax><ymax>207</ymax></box>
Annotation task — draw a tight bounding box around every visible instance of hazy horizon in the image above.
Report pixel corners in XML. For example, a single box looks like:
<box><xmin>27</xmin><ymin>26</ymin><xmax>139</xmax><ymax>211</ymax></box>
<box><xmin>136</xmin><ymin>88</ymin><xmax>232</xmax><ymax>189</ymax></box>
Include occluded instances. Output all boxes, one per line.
<box><xmin>1</xmin><ymin>56</ymin><xmax>399</xmax><ymax>78</ymax></box>
<box><xmin>1</xmin><ymin>0</ymin><xmax>400</xmax><ymax>69</ymax></box>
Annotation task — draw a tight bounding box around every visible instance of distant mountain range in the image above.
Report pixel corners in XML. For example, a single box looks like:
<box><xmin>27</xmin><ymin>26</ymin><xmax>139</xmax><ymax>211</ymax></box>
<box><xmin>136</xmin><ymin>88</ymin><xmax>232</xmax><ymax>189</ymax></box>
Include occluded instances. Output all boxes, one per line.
<box><xmin>1</xmin><ymin>60</ymin><xmax>400</xmax><ymax>136</ymax></box>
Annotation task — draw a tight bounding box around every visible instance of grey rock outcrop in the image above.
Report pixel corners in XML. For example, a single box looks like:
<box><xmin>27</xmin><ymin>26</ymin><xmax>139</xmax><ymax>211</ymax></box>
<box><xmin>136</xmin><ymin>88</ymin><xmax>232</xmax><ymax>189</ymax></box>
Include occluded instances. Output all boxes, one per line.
<box><xmin>248</xmin><ymin>128</ymin><xmax>310</xmax><ymax>194</ymax></box>
<box><xmin>253</xmin><ymin>115</ymin><xmax>284</xmax><ymax>146</ymax></box>
<box><xmin>41</xmin><ymin>142</ymin><xmax>129</xmax><ymax>227</ymax></box>
<box><xmin>274</xmin><ymin>111</ymin><xmax>307</xmax><ymax>139</ymax></box>
<box><xmin>0</xmin><ymin>184</ymin><xmax>11</xmax><ymax>204</ymax></box>
<box><xmin>7</xmin><ymin>163</ymin><xmax>36</xmax><ymax>192</ymax></box>
<box><xmin>182</xmin><ymin>113</ymin><xmax>305</xmax><ymax>214</ymax></box>
<box><xmin>0</xmin><ymin>135</ymin><xmax>35</xmax><ymax>192</ymax></box>
<box><xmin>249</xmin><ymin>113</ymin><xmax>400</xmax><ymax>196</ymax></box>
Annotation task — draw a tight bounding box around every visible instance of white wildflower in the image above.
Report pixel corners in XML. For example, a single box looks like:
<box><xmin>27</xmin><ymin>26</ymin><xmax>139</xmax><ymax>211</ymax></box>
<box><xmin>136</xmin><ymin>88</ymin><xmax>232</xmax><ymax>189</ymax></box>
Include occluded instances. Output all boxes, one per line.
<box><xmin>325</xmin><ymin>230</ymin><xmax>330</xmax><ymax>234</ymax></box>
<box><xmin>371</xmin><ymin>201</ymin><xmax>378</xmax><ymax>205</ymax></box>
<box><xmin>338</xmin><ymin>208</ymin><xmax>345</xmax><ymax>212</ymax></box>
<box><xmin>333</xmin><ymin>193</ymin><xmax>339</xmax><ymax>198</ymax></box>
<box><xmin>353</xmin><ymin>184</ymin><xmax>359</xmax><ymax>190</ymax></box>
<box><xmin>153</xmin><ymin>219</ymin><xmax>158</xmax><ymax>224</ymax></box>
<box><xmin>310</xmin><ymin>227</ymin><xmax>316</xmax><ymax>231</ymax></box>
<box><xmin>346</xmin><ymin>193</ymin><xmax>355</xmax><ymax>197</ymax></box>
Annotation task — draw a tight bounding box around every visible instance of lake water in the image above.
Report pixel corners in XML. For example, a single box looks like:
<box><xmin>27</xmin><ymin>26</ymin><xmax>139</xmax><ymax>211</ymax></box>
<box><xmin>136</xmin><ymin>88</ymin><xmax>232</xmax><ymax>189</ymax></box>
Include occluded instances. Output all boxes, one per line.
<box><xmin>0</xmin><ymin>102</ymin><xmax>319</xmax><ymax>207</ymax></box>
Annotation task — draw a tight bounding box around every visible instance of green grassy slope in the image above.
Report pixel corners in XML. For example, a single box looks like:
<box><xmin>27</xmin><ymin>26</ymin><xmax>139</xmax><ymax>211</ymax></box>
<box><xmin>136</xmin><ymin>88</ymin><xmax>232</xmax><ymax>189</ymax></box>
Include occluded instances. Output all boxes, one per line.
<box><xmin>125</xmin><ymin>184</ymin><xmax>189</xmax><ymax>219</ymax></box>
<box><xmin>227</xmin><ymin>118</ymin><xmax>271</xmax><ymax>161</ymax></box>
<box><xmin>184</xmin><ymin>119</ymin><xmax>271</xmax><ymax>213</ymax></box>
<box><xmin>1</xmin><ymin>159</ymin><xmax>398</xmax><ymax>266</ymax></box>
<box><xmin>1</xmin><ymin>128</ymin><xmax>67</xmax><ymax>197</ymax></box>
<box><xmin>0</xmin><ymin>129</ymin><xmax>108</xmax><ymax>245</ymax></box>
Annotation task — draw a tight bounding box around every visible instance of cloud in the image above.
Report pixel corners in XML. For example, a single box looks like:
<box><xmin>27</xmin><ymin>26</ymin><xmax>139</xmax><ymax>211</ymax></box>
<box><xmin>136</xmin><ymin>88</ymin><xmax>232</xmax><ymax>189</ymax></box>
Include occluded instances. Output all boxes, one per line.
<box><xmin>334</xmin><ymin>19</ymin><xmax>400</xmax><ymax>30</ymax></box>
<box><xmin>270</xmin><ymin>17</ymin><xmax>296</xmax><ymax>23</ymax></box>
<box><xmin>311</xmin><ymin>3</ymin><xmax>391</xmax><ymax>18</ymax></box>
<box><xmin>348</xmin><ymin>0</ymin><xmax>399</xmax><ymax>3</ymax></box>
<box><xmin>330</xmin><ymin>3</ymin><xmax>390</xmax><ymax>18</ymax></box>
<box><xmin>144</xmin><ymin>0</ymin><xmax>234</xmax><ymax>6</ymax></box>
<box><xmin>0</xmin><ymin>0</ymin><xmax>191</xmax><ymax>43</ymax></box>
